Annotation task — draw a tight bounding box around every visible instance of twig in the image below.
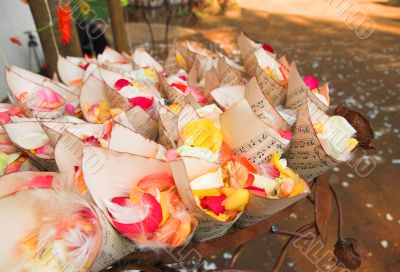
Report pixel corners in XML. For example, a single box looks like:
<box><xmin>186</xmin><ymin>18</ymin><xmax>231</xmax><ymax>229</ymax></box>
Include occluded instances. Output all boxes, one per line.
<box><xmin>228</xmin><ymin>244</ymin><xmax>245</xmax><ymax>268</ymax></box>
<box><xmin>330</xmin><ymin>184</ymin><xmax>343</xmax><ymax>239</ymax></box>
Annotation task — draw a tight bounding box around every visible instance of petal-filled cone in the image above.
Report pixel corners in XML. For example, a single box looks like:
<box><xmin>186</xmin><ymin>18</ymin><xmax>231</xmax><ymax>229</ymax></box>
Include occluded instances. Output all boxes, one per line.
<box><xmin>57</xmin><ymin>55</ymin><xmax>85</xmax><ymax>86</ymax></box>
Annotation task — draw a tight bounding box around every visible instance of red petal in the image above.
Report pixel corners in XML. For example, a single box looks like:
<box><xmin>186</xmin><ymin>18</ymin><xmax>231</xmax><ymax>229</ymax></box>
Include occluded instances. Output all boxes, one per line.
<box><xmin>202</xmin><ymin>195</ymin><xmax>226</xmax><ymax>215</ymax></box>
<box><xmin>262</xmin><ymin>44</ymin><xmax>274</xmax><ymax>53</ymax></box>
<box><xmin>264</xmin><ymin>163</ymin><xmax>280</xmax><ymax>179</ymax></box>
<box><xmin>137</xmin><ymin>172</ymin><xmax>175</xmax><ymax>192</ymax></box>
<box><xmin>246</xmin><ymin>173</ymin><xmax>255</xmax><ymax>187</ymax></box>
<box><xmin>0</xmin><ymin>112</ymin><xmax>10</xmax><ymax>124</ymax></box>
<box><xmin>128</xmin><ymin>96</ymin><xmax>154</xmax><ymax>110</ymax></box>
<box><xmin>28</xmin><ymin>175</ymin><xmax>54</xmax><ymax>189</ymax></box>
<box><xmin>110</xmin><ymin>194</ymin><xmax>162</xmax><ymax>236</ymax></box>
<box><xmin>82</xmin><ymin>136</ymin><xmax>100</xmax><ymax>146</ymax></box>
<box><xmin>170</xmin><ymin>83</ymin><xmax>187</xmax><ymax>93</ymax></box>
<box><xmin>245</xmin><ymin>186</ymin><xmax>266</xmax><ymax>197</ymax></box>
<box><xmin>114</xmin><ymin>79</ymin><xmax>131</xmax><ymax>91</ymax></box>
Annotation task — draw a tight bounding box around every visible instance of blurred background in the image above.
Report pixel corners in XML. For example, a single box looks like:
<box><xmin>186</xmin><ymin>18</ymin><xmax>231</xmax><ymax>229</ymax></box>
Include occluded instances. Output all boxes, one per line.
<box><xmin>0</xmin><ymin>0</ymin><xmax>399</xmax><ymax>271</ymax></box>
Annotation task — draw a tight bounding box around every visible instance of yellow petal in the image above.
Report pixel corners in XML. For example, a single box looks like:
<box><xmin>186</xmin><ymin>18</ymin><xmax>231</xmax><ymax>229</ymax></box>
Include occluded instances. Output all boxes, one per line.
<box><xmin>176</xmin><ymin>53</ymin><xmax>185</xmax><ymax>68</ymax></box>
<box><xmin>224</xmin><ymin>189</ymin><xmax>249</xmax><ymax>212</ymax></box>
<box><xmin>314</xmin><ymin>122</ymin><xmax>324</xmax><ymax>134</ymax></box>
<box><xmin>192</xmin><ymin>188</ymin><xmax>221</xmax><ymax>198</ymax></box>
<box><xmin>289</xmin><ymin>182</ymin><xmax>305</xmax><ymax>197</ymax></box>
<box><xmin>271</xmin><ymin>152</ymin><xmax>293</xmax><ymax>178</ymax></box>
<box><xmin>204</xmin><ymin>210</ymin><xmax>228</xmax><ymax>222</ymax></box>
<box><xmin>182</xmin><ymin>119</ymin><xmax>222</xmax><ymax>153</ymax></box>
<box><xmin>159</xmin><ymin>191</ymin><xmax>170</xmax><ymax>226</ymax></box>
<box><xmin>221</xmin><ymin>187</ymin><xmax>237</xmax><ymax>197</ymax></box>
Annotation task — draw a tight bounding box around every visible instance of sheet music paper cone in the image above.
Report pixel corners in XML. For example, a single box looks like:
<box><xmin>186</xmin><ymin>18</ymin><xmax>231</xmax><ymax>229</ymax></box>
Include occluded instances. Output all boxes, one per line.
<box><xmin>170</xmin><ymin>158</ymin><xmax>241</xmax><ymax>241</ymax></box>
<box><xmin>286</xmin><ymin>98</ymin><xmax>339</xmax><ymax>180</ymax></box>
<box><xmin>221</xmin><ymin>100</ymin><xmax>289</xmax><ymax>168</ymax></box>
<box><xmin>254</xmin><ymin>60</ymin><xmax>287</xmax><ymax>107</ymax></box>
<box><xmin>217</xmin><ymin>56</ymin><xmax>246</xmax><ymax>85</ymax></box>
<box><xmin>237</xmin><ymin>32</ymin><xmax>259</xmax><ymax>77</ymax></box>
<box><xmin>244</xmin><ymin>78</ymin><xmax>290</xmax><ymax>130</ymax></box>
<box><xmin>286</xmin><ymin>62</ymin><xmax>329</xmax><ymax>112</ymax></box>
<box><xmin>3</xmin><ymin>122</ymin><xmax>58</xmax><ymax>171</ymax></box>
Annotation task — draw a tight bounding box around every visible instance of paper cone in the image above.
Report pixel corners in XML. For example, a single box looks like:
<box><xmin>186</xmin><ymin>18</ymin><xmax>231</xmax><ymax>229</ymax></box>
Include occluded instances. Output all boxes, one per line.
<box><xmin>0</xmin><ymin>184</ymin><xmax>134</xmax><ymax>272</ymax></box>
<box><xmin>286</xmin><ymin>62</ymin><xmax>329</xmax><ymax>112</ymax></box>
<box><xmin>3</xmin><ymin>122</ymin><xmax>58</xmax><ymax>171</ymax></box>
<box><xmin>0</xmin><ymin>133</ymin><xmax>18</xmax><ymax>154</ymax></box>
<box><xmin>158</xmin><ymin>72</ymin><xmax>187</xmax><ymax>106</ymax></box>
<box><xmin>5</xmin><ymin>67</ymin><xmax>66</xmax><ymax>119</ymax></box>
<box><xmin>176</xmin><ymin>42</ymin><xmax>198</xmax><ymax>72</ymax></box>
<box><xmin>97</xmin><ymin>46</ymin><xmax>134</xmax><ymax>73</ymax></box>
<box><xmin>133</xmin><ymin>48</ymin><xmax>163</xmax><ymax>73</ymax></box>
<box><xmin>211</xmin><ymin>85</ymin><xmax>245</xmax><ymax>110</ymax></box>
<box><xmin>236</xmin><ymin>191</ymin><xmax>309</xmax><ymax>227</ymax></box>
<box><xmin>244</xmin><ymin>78</ymin><xmax>290</xmax><ymax>130</ymax></box>
<box><xmin>114</xmin><ymin>106</ymin><xmax>158</xmax><ymax>141</ymax></box>
<box><xmin>7</xmin><ymin>65</ymin><xmax>79</xmax><ymax>113</ymax></box>
<box><xmin>170</xmin><ymin>157</ymin><xmax>240</xmax><ymax>241</ymax></box>
<box><xmin>217</xmin><ymin>55</ymin><xmax>246</xmax><ymax>85</ymax></box>
<box><xmin>164</xmin><ymin>40</ymin><xmax>179</xmax><ymax>74</ymax></box>
<box><xmin>82</xmin><ymin>147</ymin><xmax>172</xmax><ymax>231</ymax></box>
<box><xmin>237</xmin><ymin>32</ymin><xmax>260</xmax><ymax>77</ymax></box>
<box><xmin>80</xmin><ymin>75</ymin><xmax>130</xmax><ymax>123</ymax></box>
<box><xmin>108</xmin><ymin>123</ymin><xmax>166</xmax><ymax>160</ymax></box>
<box><xmin>221</xmin><ymin>100</ymin><xmax>289</xmax><ymax>168</ymax></box>
<box><xmin>54</xmin><ymin>130</ymin><xmax>86</xmax><ymax>192</ymax></box>
<box><xmin>285</xmin><ymin>98</ymin><xmax>339</xmax><ymax>181</ymax></box>
<box><xmin>57</xmin><ymin>55</ymin><xmax>85</xmax><ymax>87</ymax></box>
<box><xmin>203</xmin><ymin>67</ymin><xmax>221</xmax><ymax>100</ymax></box>
<box><xmin>40</xmin><ymin>120</ymin><xmax>82</xmax><ymax>146</ymax></box>
<box><xmin>157</xmin><ymin>106</ymin><xmax>179</xmax><ymax>148</ymax></box>
<box><xmin>254</xmin><ymin>60</ymin><xmax>287</xmax><ymax>107</ymax></box>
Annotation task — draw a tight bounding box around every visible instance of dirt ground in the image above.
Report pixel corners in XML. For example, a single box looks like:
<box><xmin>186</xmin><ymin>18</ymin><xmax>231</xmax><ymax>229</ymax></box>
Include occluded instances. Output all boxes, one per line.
<box><xmin>118</xmin><ymin>0</ymin><xmax>400</xmax><ymax>270</ymax></box>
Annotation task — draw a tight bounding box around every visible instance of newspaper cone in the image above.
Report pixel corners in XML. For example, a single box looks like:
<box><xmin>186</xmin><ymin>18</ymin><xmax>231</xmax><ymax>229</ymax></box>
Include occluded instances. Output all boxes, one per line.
<box><xmin>286</xmin><ymin>98</ymin><xmax>339</xmax><ymax>180</ymax></box>
<box><xmin>164</xmin><ymin>40</ymin><xmax>179</xmax><ymax>74</ymax></box>
<box><xmin>254</xmin><ymin>63</ymin><xmax>287</xmax><ymax>107</ymax></box>
<box><xmin>113</xmin><ymin>106</ymin><xmax>158</xmax><ymax>140</ymax></box>
<box><xmin>170</xmin><ymin>157</ymin><xmax>241</xmax><ymax>241</ymax></box>
<box><xmin>244</xmin><ymin>78</ymin><xmax>290</xmax><ymax>130</ymax></box>
<box><xmin>221</xmin><ymin>100</ymin><xmax>290</xmax><ymax>168</ymax></box>
<box><xmin>0</xmin><ymin>174</ymin><xmax>134</xmax><ymax>272</ymax></box>
<box><xmin>217</xmin><ymin>55</ymin><xmax>246</xmax><ymax>85</ymax></box>
<box><xmin>286</xmin><ymin>62</ymin><xmax>329</xmax><ymax>112</ymax></box>
<box><xmin>57</xmin><ymin>55</ymin><xmax>85</xmax><ymax>87</ymax></box>
<box><xmin>237</xmin><ymin>32</ymin><xmax>259</xmax><ymax>77</ymax></box>
<box><xmin>3</xmin><ymin>122</ymin><xmax>57</xmax><ymax>171</ymax></box>
<box><xmin>80</xmin><ymin>75</ymin><xmax>130</xmax><ymax>123</ymax></box>
<box><xmin>5</xmin><ymin>67</ymin><xmax>65</xmax><ymax>119</ymax></box>
<box><xmin>108</xmin><ymin>123</ymin><xmax>166</xmax><ymax>160</ymax></box>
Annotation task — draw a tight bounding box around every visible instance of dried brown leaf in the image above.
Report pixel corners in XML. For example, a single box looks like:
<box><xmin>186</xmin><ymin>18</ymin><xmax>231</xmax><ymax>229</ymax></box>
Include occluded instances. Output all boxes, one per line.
<box><xmin>314</xmin><ymin>175</ymin><xmax>332</xmax><ymax>244</ymax></box>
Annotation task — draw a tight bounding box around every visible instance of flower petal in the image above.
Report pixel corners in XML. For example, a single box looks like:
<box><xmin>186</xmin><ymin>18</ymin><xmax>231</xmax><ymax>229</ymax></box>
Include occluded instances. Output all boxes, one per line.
<box><xmin>114</xmin><ymin>78</ymin><xmax>131</xmax><ymax>91</ymax></box>
<box><xmin>127</xmin><ymin>96</ymin><xmax>154</xmax><ymax>110</ymax></box>
<box><xmin>28</xmin><ymin>175</ymin><xmax>54</xmax><ymax>189</ymax></box>
<box><xmin>201</xmin><ymin>195</ymin><xmax>226</xmax><ymax>215</ymax></box>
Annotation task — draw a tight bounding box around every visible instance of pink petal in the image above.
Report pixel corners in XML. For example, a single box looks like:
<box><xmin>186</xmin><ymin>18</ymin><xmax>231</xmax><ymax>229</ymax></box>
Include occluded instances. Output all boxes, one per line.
<box><xmin>35</xmin><ymin>143</ymin><xmax>54</xmax><ymax>155</ymax></box>
<box><xmin>201</xmin><ymin>195</ymin><xmax>226</xmax><ymax>215</ymax></box>
<box><xmin>65</xmin><ymin>103</ymin><xmax>76</xmax><ymax>114</ymax></box>
<box><xmin>187</xmin><ymin>85</ymin><xmax>207</xmax><ymax>104</ymax></box>
<box><xmin>303</xmin><ymin>76</ymin><xmax>319</xmax><ymax>90</ymax></box>
<box><xmin>128</xmin><ymin>96</ymin><xmax>154</xmax><ymax>110</ymax></box>
<box><xmin>278</xmin><ymin>130</ymin><xmax>293</xmax><ymax>140</ymax></box>
<box><xmin>110</xmin><ymin>195</ymin><xmax>162</xmax><ymax>236</ymax></box>
<box><xmin>28</xmin><ymin>175</ymin><xmax>54</xmax><ymax>189</ymax></box>
<box><xmin>166</xmin><ymin>149</ymin><xmax>180</xmax><ymax>161</ymax></box>
<box><xmin>37</xmin><ymin>87</ymin><xmax>63</xmax><ymax>103</ymax></box>
<box><xmin>245</xmin><ymin>186</ymin><xmax>266</xmax><ymax>197</ymax></box>
<box><xmin>0</xmin><ymin>112</ymin><xmax>10</xmax><ymax>123</ymax></box>
<box><xmin>114</xmin><ymin>78</ymin><xmax>131</xmax><ymax>91</ymax></box>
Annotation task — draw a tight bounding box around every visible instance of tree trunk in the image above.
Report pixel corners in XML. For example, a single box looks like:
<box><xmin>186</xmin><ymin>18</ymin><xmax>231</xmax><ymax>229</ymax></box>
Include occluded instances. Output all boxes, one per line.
<box><xmin>107</xmin><ymin>0</ymin><xmax>129</xmax><ymax>53</ymax></box>
<box><xmin>28</xmin><ymin>0</ymin><xmax>59</xmax><ymax>76</ymax></box>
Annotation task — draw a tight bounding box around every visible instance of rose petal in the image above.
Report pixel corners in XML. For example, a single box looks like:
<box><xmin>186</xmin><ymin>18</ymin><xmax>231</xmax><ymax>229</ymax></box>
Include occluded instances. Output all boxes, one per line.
<box><xmin>262</xmin><ymin>44</ymin><xmax>274</xmax><ymax>53</ymax></box>
<box><xmin>114</xmin><ymin>78</ymin><xmax>131</xmax><ymax>91</ymax></box>
<box><xmin>28</xmin><ymin>175</ymin><xmax>54</xmax><ymax>189</ymax></box>
<box><xmin>245</xmin><ymin>186</ymin><xmax>266</xmax><ymax>197</ymax></box>
<box><xmin>37</xmin><ymin>87</ymin><xmax>63</xmax><ymax>103</ymax></box>
<box><xmin>201</xmin><ymin>195</ymin><xmax>226</xmax><ymax>215</ymax></box>
<box><xmin>137</xmin><ymin>172</ymin><xmax>175</xmax><ymax>192</ymax></box>
<box><xmin>109</xmin><ymin>194</ymin><xmax>162</xmax><ymax>236</ymax></box>
<box><xmin>127</xmin><ymin>96</ymin><xmax>154</xmax><ymax>110</ymax></box>
<box><xmin>303</xmin><ymin>75</ymin><xmax>319</xmax><ymax>90</ymax></box>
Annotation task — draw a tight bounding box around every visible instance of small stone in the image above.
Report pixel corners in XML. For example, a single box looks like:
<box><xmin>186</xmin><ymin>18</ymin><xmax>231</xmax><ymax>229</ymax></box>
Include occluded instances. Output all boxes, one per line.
<box><xmin>289</xmin><ymin>213</ymin><xmax>298</xmax><ymax>219</ymax></box>
<box><xmin>381</xmin><ymin>240</ymin><xmax>389</xmax><ymax>248</ymax></box>
<box><xmin>366</xmin><ymin>203</ymin><xmax>373</xmax><ymax>208</ymax></box>
<box><xmin>333</xmin><ymin>167</ymin><xmax>339</xmax><ymax>172</ymax></box>
<box><xmin>223</xmin><ymin>252</ymin><xmax>232</xmax><ymax>259</ymax></box>
<box><xmin>342</xmin><ymin>181</ymin><xmax>349</xmax><ymax>188</ymax></box>
<box><xmin>287</xmin><ymin>261</ymin><xmax>295</xmax><ymax>268</ymax></box>
<box><xmin>347</xmin><ymin>173</ymin><xmax>355</xmax><ymax>178</ymax></box>
<box><xmin>367</xmin><ymin>252</ymin><xmax>373</xmax><ymax>257</ymax></box>
<box><xmin>386</xmin><ymin>213</ymin><xmax>394</xmax><ymax>221</ymax></box>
